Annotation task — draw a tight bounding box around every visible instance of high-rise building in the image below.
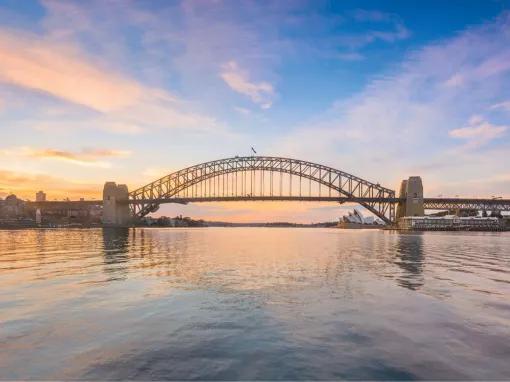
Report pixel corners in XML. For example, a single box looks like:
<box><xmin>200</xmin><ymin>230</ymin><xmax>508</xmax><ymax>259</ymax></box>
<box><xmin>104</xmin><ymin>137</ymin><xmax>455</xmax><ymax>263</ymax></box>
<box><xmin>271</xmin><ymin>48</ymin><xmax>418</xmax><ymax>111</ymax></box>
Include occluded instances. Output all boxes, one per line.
<box><xmin>36</xmin><ymin>191</ymin><xmax>46</xmax><ymax>202</ymax></box>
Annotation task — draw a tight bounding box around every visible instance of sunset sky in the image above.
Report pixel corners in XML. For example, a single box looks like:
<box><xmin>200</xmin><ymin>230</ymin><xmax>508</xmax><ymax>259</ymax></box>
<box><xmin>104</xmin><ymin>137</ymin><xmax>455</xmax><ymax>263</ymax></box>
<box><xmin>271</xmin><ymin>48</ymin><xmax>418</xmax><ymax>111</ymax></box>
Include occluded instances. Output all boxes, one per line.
<box><xmin>1</xmin><ymin>0</ymin><xmax>510</xmax><ymax>222</ymax></box>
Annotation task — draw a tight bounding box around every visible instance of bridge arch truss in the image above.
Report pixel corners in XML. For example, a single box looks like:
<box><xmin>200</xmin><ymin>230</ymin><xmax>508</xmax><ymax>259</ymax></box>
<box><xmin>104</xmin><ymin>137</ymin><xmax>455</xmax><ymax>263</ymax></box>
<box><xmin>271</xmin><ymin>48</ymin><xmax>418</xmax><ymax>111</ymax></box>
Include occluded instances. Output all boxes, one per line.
<box><xmin>129</xmin><ymin>156</ymin><xmax>396</xmax><ymax>223</ymax></box>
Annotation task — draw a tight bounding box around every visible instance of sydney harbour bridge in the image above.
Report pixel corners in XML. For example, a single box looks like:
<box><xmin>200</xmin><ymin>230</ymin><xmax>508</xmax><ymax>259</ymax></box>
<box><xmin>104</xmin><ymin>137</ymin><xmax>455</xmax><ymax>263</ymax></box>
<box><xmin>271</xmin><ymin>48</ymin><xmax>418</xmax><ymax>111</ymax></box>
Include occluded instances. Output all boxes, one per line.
<box><xmin>30</xmin><ymin>156</ymin><xmax>510</xmax><ymax>226</ymax></box>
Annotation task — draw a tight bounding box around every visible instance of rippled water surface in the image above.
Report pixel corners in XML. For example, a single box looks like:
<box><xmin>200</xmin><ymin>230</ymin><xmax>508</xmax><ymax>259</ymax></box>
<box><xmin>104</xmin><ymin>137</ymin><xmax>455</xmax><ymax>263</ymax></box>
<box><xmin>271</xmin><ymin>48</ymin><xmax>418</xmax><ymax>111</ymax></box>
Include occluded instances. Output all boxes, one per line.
<box><xmin>1</xmin><ymin>228</ymin><xmax>510</xmax><ymax>380</ymax></box>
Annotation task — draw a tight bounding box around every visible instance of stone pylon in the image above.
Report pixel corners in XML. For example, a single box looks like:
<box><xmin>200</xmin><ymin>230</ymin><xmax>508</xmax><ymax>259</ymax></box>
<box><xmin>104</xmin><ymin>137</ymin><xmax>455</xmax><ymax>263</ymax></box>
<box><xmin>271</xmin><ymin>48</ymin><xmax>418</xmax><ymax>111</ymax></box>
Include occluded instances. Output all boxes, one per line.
<box><xmin>396</xmin><ymin>176</ymin><xmax>424</xmax><ymax>218</ymax></box>
<box><xmin>102</xmin><ymin>182</ymin><xmax>131</xmax><ymax>226</ymax></box>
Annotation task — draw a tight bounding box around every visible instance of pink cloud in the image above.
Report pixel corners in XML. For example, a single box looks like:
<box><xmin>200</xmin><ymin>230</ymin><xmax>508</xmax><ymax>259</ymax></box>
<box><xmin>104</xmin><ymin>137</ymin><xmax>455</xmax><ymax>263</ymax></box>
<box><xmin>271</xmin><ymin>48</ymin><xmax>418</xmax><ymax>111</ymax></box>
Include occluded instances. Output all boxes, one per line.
<box><xmin>449</xmin><ymin>116</ymin><xmax>507</xmax><ymax>147</ymax></box>
<box><xmin>220</xmin><ymin>61</ymin><xmax>275</xmax><ymax>109</ymax></box>
<box><xmin>0</xmin><ymin>28</ymin><xmax>143</xmax><ymax>112</ymax></box>
<box><xmin>0</xmin><ymin>146</ymin><xmax>131</xmax><ymax>168</ymax></box>
<box><xmin>491</xmin><ymin>100</ymin><xmax>510</xmax><ymax>111</ymax></box>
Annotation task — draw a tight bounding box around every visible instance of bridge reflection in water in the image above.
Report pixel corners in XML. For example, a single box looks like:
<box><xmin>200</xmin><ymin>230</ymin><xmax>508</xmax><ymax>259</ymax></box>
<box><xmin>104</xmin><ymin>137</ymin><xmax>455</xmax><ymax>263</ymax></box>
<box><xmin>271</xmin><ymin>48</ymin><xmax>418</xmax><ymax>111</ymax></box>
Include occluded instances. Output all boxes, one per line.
<box><xmin>102</xmin><ymin>228</ymin><xmax>130</xmax><ymax>280</ymax></box>
<box><xmin>98</xmin><ymin>227</ymin><xmax>429</xmax><ymax>293</ymax></box>
<box><xmin>394</xmin><ymin>233</ymin><xmax>424</xmax><ymax>290</ymax></box>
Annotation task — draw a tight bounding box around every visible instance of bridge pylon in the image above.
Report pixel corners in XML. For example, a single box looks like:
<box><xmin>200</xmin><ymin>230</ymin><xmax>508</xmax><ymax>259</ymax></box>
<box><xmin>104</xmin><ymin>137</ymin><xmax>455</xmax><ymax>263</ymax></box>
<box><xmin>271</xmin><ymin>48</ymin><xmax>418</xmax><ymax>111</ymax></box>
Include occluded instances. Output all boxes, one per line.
<box><xmin>102</xmin><ymin>182</ymin><xmax>131</xmax><ymax>227</ymax></box>
<box><xmin>396</xmin><ymin>176</ymin><xmax>424</xmax><ymax>218</ymax></box>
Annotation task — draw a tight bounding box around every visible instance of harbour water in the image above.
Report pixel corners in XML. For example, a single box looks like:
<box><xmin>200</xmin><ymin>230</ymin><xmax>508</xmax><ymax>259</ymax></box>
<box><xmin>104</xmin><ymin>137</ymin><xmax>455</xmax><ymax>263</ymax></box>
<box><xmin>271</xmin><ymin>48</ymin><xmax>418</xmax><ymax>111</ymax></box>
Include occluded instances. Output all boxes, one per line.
<box><xmin>1</xmin><ymin>228</ymin><xmax>509</xmax><ymax>380</ymax></box>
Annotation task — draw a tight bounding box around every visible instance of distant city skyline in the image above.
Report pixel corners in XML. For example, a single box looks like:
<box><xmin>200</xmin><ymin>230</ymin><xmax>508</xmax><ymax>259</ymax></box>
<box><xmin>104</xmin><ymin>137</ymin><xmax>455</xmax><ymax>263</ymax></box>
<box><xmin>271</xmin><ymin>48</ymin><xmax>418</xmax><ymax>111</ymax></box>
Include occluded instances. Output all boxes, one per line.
<box><xmin>1</xmin><ymin>0</ymin><xmax>509</xmax><ymax>222</ymax></box>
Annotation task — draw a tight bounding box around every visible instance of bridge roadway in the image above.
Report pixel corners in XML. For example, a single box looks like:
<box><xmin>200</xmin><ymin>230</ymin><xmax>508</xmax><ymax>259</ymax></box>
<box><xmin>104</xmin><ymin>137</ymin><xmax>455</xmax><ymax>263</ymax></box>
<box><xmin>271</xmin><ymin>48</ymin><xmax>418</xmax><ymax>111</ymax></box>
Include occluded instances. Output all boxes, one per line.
<box><xmin>28</xmin><ymin>196</ymin><xmax>510</xmax><ymax>212</ymax></box>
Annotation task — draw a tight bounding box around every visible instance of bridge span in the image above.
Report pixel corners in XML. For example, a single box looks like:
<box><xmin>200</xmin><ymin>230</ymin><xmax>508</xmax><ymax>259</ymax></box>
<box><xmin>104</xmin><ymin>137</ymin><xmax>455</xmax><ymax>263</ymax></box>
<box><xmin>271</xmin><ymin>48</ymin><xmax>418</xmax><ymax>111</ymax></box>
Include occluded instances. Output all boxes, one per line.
<box><xmin>127</xmin><ymin>196</ymin><xmax>510</xmax><ymax>212</ymax></box>
<box><xmin>28</xmin><ymin>156</ymin><xmax>510</xmax><ymax>226</ymax></box>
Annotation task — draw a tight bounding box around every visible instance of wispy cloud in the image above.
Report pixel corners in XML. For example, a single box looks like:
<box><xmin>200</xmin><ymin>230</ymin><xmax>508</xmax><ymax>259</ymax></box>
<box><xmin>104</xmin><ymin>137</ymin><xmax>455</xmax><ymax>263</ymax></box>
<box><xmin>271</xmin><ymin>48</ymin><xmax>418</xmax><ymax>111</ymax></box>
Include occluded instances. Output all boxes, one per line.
<box><xmin>449</xmin><ymin>115</ymin><xmax>507</xmax><ymax>147</ymax></box>
<box><xmin>442</xmin><ymin>51</ymin><xmax>510</xmax><ymax>89</ymax></box>
<box><xmin>0</xmin><ymin>28</ymin><xmax>143</xmax><ymax>112</ymax></box>
<box><xmin>335</xmin><ymin>26</ymin><xmax>410</xmax><ymax>49</ymax></box>
<box><xmin>491</xmin><ymin>100</ymin><xmax>510</xmax><ymax>111</ymax></box>
<box><xmin>1</xmin><ymin>146</ymin><xmax>131</xmax><ymax>168</ymax></box>
<box><xmin>337</xmin><ymin>9</ymin><xmax>410</xmax><ymax>49</ymax></box>
<box><xmin>220</xmin><ymin>61</ymin><xmax>275</xmax><ymax>109</ymax></box>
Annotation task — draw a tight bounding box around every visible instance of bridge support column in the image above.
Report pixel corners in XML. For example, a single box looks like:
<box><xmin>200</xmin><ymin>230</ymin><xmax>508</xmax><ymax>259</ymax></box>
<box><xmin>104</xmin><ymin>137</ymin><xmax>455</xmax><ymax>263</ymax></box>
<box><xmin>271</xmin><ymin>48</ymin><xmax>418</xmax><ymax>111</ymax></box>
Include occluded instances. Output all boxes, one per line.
<box><xmin>102</xmin><ymin>182</ymin><xmax>131</xmax><ymax>226</ymax></box>
<box><xmin>396</xmin><ymin>176</ymin><xmax>424</xmax><ymax>217</ymax></box>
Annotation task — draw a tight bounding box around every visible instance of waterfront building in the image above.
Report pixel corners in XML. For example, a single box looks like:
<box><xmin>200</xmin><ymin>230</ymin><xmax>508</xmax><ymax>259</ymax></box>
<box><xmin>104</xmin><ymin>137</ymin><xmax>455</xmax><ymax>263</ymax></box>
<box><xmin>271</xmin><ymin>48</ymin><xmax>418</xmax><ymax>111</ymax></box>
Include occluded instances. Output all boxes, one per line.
<box><xmin>0</xmin><ymin>195</ymin><xmax>34</xmax><ymax>227</ymax></box>
<box><xmin>398</xmin><ymin>215</ymin><xmax>503</xmax><ymax>231</ymax></box>
<box><xmin>36</xmin><ymin>191</ymin><xmax>46</xmax><ymax>202</ymax></box>
<box><xmin>40</xmin><ymin>204</ymin><xmax>102</xmax><ymax>226</ymax></box>
<box><xmin>0</xmin><ymin>194</ymin><xmax>26</xmax><ymax>217</ymax></box>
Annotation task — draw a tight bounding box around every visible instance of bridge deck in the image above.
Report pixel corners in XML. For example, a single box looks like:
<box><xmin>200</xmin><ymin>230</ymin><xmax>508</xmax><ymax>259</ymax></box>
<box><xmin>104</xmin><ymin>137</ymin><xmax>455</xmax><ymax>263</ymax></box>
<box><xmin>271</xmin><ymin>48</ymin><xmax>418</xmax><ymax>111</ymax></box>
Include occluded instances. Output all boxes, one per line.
<box><xmin>128</xmin><ymin>196</ymin><xmax>403</xmax><ymax>204</ymax></box>
<box><xmin>28</xmin><ymin>196</ymin><xmax>510</xmax><ymax>211</ymax></box>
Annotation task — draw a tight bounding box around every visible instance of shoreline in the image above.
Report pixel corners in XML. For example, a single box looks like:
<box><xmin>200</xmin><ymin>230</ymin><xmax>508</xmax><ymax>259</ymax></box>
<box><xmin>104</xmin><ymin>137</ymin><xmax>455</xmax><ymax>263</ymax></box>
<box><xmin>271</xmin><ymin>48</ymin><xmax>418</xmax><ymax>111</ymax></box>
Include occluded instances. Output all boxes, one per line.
<box><xmin>1</xmin><ymin>225</ymin><xmax>509</xmax><ymax>232</ymax></box>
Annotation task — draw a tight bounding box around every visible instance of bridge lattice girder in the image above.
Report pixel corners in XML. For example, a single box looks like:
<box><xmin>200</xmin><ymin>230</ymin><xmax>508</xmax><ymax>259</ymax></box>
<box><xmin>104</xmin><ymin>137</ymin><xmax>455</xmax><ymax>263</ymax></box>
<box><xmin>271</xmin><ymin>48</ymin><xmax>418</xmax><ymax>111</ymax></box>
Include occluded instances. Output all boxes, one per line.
<box><xmin>129</xmin><ymin>156</ymin><xmax>396</xmax><ymax>223</ymax></box>
<box><xmin>423</xmin><ymin>198</ymin><xmax>510</xmax><ymax>212</ymax></box>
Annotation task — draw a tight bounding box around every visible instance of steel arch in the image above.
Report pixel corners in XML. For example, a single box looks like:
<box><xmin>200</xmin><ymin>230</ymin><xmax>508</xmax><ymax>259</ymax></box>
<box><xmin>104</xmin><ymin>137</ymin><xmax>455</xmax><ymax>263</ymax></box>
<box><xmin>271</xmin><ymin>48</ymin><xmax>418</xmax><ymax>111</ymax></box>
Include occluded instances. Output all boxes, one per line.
<box><xmin>129</xmin><ymin>156</ymin><xmax>396</xmax><ymax>223</ymax></box>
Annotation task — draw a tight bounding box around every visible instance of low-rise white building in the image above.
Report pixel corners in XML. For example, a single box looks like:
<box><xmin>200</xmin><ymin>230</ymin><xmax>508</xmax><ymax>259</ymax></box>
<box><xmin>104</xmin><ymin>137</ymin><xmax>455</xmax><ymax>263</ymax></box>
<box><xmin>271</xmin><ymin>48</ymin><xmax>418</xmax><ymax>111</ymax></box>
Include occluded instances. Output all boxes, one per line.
<box><xmin>398</xmin><ymin>215</ymin><xmax>503</xmax><ymax>231</ymax></box>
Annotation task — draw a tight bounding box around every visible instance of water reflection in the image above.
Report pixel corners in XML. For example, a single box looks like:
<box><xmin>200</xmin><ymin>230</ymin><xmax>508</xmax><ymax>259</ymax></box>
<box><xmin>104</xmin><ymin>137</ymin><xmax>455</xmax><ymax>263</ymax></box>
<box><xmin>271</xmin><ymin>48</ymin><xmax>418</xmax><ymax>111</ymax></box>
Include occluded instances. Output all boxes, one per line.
<box><xmin>394</xmin><ymin>233</ymin><xmax>424</xmax><ymax>290</ymax></box>
<box><xmin>1</xmin><ymin>228</ymin><xmax>509</xmax><ymax>380</ymax></box>
<box><xmin>102</xmin><ymin>227</ymin><xmax>129</xmax><ymax>278</ymax></box>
